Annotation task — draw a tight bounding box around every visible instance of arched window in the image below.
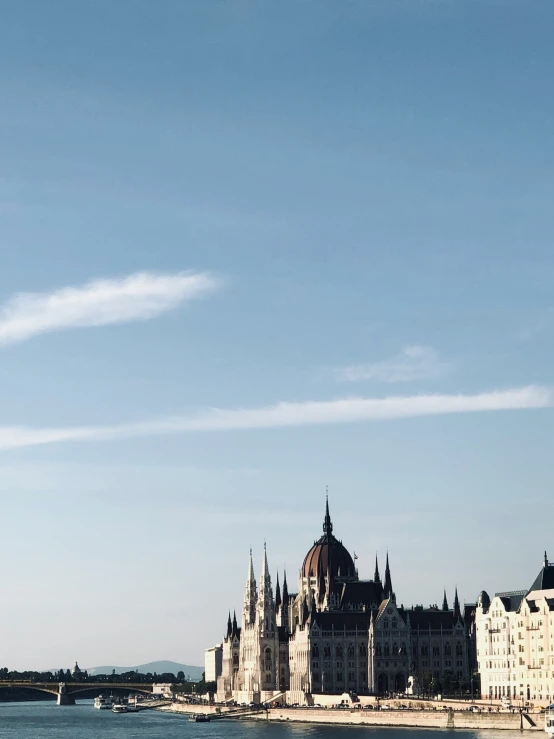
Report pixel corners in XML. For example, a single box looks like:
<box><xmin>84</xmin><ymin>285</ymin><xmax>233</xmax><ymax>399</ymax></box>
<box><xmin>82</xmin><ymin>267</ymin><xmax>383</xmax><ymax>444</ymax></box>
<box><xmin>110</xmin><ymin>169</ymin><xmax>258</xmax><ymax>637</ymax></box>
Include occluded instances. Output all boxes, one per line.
<box><xmin>264</xmin><ymin>647</ymin><xmax>272</xmax><ymax>670</ymax></box>
<box><xmin>348</xmin><ymin>644</ymin><xmax>355</xmax><ymax>658</ymax></box>
<box><xmin>432</xmin><ymin>644</ymin><xmax>440</xmax><ymax>657</ymax></box>
<box><xmin>456</xmin><ymin>643</ymin><xmax>463</xmax><ymax>656</ymax></box>
<box><xmin>444</xmin><ymin>643</ymin><xmax>452</xmax><ymax>656</ymax></box>
<box><xmin>324</xmin><ymin>644</ymin><xmax>331</xmax><ymax>658</ymax></box>
<box><xmin>392</xmin><ymin>618</ymin><xmax>397</xmax><ymax>629</ymax></box>
<box><xmin>375</xmin><ymin>644</ymin><xmax>382</xmax><ymax>656</ymax></box>
<box><xmin>359</xmin><ymin>644</ymin><xmax>367</xmax><ymax>657</ymax></box>
<box><xmin>336</xmin><ymin>645</ymin><xmax>343</xmax><ymax>658</ymax></box>
<box><xmin>312</xmin><ymin>645</ymin><xmax>319</xmax><ymax>657</ymax></box>
<box><xmin>384</xmin><ymin>644</ymin><xmax>390</xmax><ymax>657</ymax></box>
<box><xmin>400</xmin><ymin>642</ymin><xmax>406</xmax><ymax>655</ymax></box>
<box><xmin>421</xmin><ymin>645</ymin><xmax>428</xmax><ymax>656</ymax></box>
<box><xmin>233</xmin><ymin>654</ymin><xmax>239</xmax><ymax>666</ymax></box>
<box><xmin>383</xmin><ymin>618</ymin><xmax>389</xmax><ymax>629</ymax></box>
<box><xmin>392</xmin><ymin>642</ymin><xmax>398</xmax><ymax>655</ymax></box>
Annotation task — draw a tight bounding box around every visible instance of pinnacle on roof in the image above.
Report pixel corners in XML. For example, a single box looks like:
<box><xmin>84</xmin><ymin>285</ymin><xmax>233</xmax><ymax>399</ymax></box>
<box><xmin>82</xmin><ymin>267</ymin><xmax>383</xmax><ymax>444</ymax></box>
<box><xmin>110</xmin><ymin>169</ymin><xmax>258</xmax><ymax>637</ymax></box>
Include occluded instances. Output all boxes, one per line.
<box><xmin>275</xmin><ymin>572</ymin><xmax>282</xmax><ymax>610</ymax></box>
<box><xmin>374</xmin><ymin>554</ymin><xmax>381</xmax><ymax>583</ymax></box>
<box><xmin>442</xmin><ymin>590</ymin><xmax>449</xmax><ymax>611</ymax></box>
<box><xmin>453</xmin><ymin>587</ymin><xmax>461</xmax><ymax>619</ymax></box>
<box><xmin>383</xmin><ymin>552</ymin><xmax>393</xmax><ymax>599</ymax></box>
<box><xmin>323</xmin><ymin>492</ymin><xmax>333</xmax><ymax>535</ymax></box>
<box><xmin>247</xmin><ymin>548</ymin><xmax>255</xmax><ymax>584</ymax></box>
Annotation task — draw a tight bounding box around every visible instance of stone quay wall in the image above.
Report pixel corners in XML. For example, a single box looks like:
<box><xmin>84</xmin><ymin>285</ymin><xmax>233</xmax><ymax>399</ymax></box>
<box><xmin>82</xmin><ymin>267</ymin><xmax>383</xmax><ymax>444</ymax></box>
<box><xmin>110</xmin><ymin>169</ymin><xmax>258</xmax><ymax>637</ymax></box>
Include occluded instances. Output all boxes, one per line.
<box><xmin>259</xmin><ymin>707</ymin><xmax>542</xmax><ymax>731</ymax></box>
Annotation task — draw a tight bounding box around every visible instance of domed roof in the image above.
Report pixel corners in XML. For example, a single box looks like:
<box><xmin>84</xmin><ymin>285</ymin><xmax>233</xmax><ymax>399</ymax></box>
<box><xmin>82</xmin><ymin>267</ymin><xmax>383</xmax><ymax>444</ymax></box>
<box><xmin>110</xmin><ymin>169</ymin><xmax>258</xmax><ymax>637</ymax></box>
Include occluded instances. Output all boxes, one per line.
<box><xmin>477</xmin><ymin>590</ymin><xmax>490</xmax><ymax>610</ymax></box>
<box><xmin>302</xmin><ymin>499</ymin><xmax>356</xmax><ymax>581</ymax></box>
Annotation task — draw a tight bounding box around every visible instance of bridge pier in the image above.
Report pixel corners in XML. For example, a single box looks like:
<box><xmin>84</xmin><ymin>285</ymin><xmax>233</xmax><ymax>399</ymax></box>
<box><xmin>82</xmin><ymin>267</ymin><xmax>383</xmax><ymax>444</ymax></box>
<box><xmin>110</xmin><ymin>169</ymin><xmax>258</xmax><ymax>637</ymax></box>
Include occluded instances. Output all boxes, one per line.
<box><xmin>57</xmin><ymin>683</ymin><xmax>75</xmax><ymax>706</ymax></box>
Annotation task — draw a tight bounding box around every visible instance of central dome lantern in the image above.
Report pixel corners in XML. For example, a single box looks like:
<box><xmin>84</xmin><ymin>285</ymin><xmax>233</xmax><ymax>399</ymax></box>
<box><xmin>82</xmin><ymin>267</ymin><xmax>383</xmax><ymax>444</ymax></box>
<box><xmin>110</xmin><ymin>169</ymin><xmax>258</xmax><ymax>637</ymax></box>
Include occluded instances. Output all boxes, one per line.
<box><xmin>301</xmin><ymin>498</ymin><xmax>356</xmax><ymax>582</ymax></box>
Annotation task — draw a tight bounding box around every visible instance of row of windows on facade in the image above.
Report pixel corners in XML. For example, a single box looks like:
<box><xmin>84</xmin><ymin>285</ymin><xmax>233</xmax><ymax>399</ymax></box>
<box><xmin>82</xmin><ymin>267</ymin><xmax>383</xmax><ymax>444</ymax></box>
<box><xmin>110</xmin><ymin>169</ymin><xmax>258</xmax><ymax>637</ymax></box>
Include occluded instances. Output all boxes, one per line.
<box><xmin>484</xmin><ymin>670</ymin><xmax>554</xmax><ymax>680</ymax></box>
<box><xmin>311</xmin><ymin>644</ymin><xmax>367</xmax><ymax>658</ymax></box>
<box><xmin>309</xmin><ymin>642</ymin><xmax>464</xmax><ymax>658</ymax></box>
<box><xmin>485</xmin><ymin>615</ymin><xmax>552</xmax><ymax>625</ymax></box>
<box><xmin>489</xmin><ymin>685</ymin><xmax>554</xmax><ymax>700</ymax></box>
<box><xmin>418</xmin><ymin>644</ymin><xmax>464</xmax><ymax>657</ymax></box>
<box><xmin>312</xmin><ymin>671</ymin><xmax>366</xmax><ymax>684</ymax></box>
<box><xmin>312</xmin><ymin>660</ymin><xmax>367</xmax><ymax>669</ymax></box>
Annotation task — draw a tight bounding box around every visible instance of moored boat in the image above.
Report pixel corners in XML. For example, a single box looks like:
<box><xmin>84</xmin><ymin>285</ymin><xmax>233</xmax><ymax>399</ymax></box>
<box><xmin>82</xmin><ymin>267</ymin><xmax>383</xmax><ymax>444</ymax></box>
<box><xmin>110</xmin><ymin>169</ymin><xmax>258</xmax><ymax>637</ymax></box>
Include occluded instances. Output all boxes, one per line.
<box><xmin>94</xmin><ymin>695</ymin><xmax>113</xmax><ymax>710</ymax></box>
<box><xmin>189</xmin><ymin>714</ymin><xmax>211</xmax><ymax>722</ymax></box>
<box><xmin>112</xmin><ymin>703</ymin><xmax>128</xmax><ymax>713</ymax></box>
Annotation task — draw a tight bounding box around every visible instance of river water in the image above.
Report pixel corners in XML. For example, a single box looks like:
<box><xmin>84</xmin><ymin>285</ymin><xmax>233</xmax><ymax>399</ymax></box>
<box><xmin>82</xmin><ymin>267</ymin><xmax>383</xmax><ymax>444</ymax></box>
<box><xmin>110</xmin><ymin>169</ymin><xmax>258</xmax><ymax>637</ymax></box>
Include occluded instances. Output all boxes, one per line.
<box><xmin>0</xmin><ymin>701</ymin><xmax>511</xmax><ymax>738</ymax></box>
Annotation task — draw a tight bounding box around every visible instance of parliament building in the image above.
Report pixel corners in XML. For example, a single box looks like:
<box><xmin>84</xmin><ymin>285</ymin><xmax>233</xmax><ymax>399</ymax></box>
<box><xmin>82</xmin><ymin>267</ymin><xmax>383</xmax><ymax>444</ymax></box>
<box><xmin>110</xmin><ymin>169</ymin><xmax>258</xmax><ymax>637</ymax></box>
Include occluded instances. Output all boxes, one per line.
<box><xmin>214</xmin><ymin>501</ymin><xmax>474</xmax><ymax>705</ymax></box>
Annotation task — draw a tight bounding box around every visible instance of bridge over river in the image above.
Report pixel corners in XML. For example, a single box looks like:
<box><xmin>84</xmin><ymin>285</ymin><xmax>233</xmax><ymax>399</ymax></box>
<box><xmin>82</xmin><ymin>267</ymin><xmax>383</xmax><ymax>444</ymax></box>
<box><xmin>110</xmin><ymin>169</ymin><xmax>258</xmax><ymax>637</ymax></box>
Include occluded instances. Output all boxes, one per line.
<box><xmin>0</xmin><ymin>681</ymin><xmax>154</xmax><ymax>705</ymax></box>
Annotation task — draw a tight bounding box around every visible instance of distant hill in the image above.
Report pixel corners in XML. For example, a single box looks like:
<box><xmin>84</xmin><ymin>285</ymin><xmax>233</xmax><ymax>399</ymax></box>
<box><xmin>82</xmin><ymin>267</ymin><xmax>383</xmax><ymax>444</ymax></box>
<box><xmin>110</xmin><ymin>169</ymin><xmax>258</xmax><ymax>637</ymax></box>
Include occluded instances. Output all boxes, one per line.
<box><xmin>87</xmin><ymin>660</ymin><xmax>203</xmax><ymax>680</ymax></box>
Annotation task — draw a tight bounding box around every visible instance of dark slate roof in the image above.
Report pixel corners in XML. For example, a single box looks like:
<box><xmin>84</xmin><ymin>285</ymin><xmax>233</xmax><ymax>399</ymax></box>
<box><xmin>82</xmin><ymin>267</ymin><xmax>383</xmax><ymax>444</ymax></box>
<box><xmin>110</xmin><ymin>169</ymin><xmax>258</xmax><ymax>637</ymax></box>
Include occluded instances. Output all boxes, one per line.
<box><xmin>498</xmin><ymin>593</ymin><xmax>526</xmax><ymax>612</ymax></box>
<box><xmin>528</xmin><ymin>564</ymin><xmax>554</xmax><ymax>594</ymax></box>
<box><xmin>311</xmin><ymin>610</ymin><xmax>371</xmax><ymax>631</ymax></box>
<box><xmin>400</xmin><ymin>608</ymin><xmax>460</xmax><ymax>629</ymax></box>
<box><xmin>340</xmin><ymin>580</ymin><xmax>384</xmax><ymax>610</ymax></box>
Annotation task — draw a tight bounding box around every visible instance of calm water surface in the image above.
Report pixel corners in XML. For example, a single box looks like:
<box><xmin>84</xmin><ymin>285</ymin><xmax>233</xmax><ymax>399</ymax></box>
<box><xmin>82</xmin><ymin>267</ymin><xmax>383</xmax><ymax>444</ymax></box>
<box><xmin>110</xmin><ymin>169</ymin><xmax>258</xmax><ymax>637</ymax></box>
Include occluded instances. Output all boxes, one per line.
<box><xmin>0</xmin><ymin>701</ymin><xmax>513</xmax><ymax>739</ymax></box>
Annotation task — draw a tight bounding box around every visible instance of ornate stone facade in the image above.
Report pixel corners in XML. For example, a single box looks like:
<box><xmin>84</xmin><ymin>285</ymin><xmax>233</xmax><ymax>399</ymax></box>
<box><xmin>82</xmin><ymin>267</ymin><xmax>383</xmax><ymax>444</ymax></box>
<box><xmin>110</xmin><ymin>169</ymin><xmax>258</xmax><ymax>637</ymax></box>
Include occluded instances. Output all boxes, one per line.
<box><xmin>215</xmin><ymin>501</ymin><xmax>472</xmax><ymax>704</ymax></box>
<box><xmin>475</xmin><ymin>553</ymin><xmax>554</xmax><ymax>704</ymax></box>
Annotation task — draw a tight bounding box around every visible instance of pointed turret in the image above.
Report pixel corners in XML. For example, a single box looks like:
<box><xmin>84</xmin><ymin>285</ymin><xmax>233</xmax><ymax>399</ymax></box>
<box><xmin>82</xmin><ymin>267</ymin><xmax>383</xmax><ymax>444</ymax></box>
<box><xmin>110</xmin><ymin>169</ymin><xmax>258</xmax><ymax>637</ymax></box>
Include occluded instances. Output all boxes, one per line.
<box><xmin>243</xmin><ymin>549</ymin><xmax>257</xmax><ymax>625</ymax></box>
<box><xmin>259</xmin><ymin>542</ymin><xmax>272</xmax><ymax>600</ymax></box>
<box><xmin>383</xmin><ymin>552</ymin><xmax>394</xmax><ymax>600</ymax></box>
<box><xmin>545</xmin><ymin>551</ymin><xmax>549</xmax><ymax>567</ymax></box>
<box><xmin>256</xmin><ymin>542</ymin><xmax>275</xmax><ymax>634</ymax></box>
<box><xmin>374</xmin><ymin>554</ymin><xmax>381</xmax><ymax>583</ymax></box>
<box><xmin>442</xmin><ymin>590</ymin><xmax>449</xmax><ymax>611</ymax></box>
<box><xmin>282</xmin><ymin>569</ymin><xmax>289</xmax><ymax>602</ymax></box>
<box><xmin>275</xmin><ymin>573</ymin><xmax>282</xmax><ymax>610</ymax></box>
<box><xmin>323</xmin><ymin>494</ymin><xmax>333</xmax><ymax>535</ymax></box>
<box><xmin>227</xmin><ymin>611</ymin><xmax>232</xmax><ymax>637</ymax></box>
<box><xmin>232</xmin><ymin>610</ymin><xmax>238</xmax><ymax>635</ymax></box>
<box><xmin>453</xmin><ymin>587</ymin><xmax>461</xmax><ymax>620</ymax></box>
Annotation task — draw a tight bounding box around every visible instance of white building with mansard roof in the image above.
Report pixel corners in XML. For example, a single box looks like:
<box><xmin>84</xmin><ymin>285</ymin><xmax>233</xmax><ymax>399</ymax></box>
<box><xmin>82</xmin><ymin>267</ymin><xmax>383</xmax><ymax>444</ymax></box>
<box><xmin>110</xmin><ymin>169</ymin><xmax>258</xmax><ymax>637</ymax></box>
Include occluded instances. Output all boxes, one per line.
<box><xmin>475</xmin><ymin>552</ymin><xmax>554</xmax><ymax>705</ymax></box>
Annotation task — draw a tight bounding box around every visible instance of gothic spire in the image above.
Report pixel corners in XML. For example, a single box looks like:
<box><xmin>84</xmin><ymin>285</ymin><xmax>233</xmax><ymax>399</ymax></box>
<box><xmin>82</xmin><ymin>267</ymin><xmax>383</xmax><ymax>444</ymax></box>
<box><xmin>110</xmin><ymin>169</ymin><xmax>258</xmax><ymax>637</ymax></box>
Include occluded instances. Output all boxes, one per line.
<box><xmin>323</xmin><ymin>492</ymin><xmax>333</xmax><ymax>535</ymax></box>
<box><xmin>453</xmin><ymin>587</ymin><xmax>461</xmax><ymax>620</ymax></box>
<box><xmin>257</xmin><ymin>542</ymin><xmax>274</xmax><ymax>627</ymax></box>
<box><xmin>374</xmin><ymin>554</ymin><xmax>381</xmax><ymax>583</ymax></box>
<box><xmin>232</xmin><ymin>610</ymin><xmax>238</xmax><ymax>635</ymax></box>
<box><xmin>243</xmin><ymin>549</ymin><xmax>257</xmax><ymax>625</ymax></box>
<box><xmin>383</xmin><ymin>551</ymin><xmax>393</xmax><ymax>600</ymax></box>
<box><xmin>275</xmin><ymin>572</ymin><xmax>282</xmax><ymax>610</ymax></box>
<box><xmin>227</xmin><ymin>611</ymin><xmax>232</xmax><ymax>636</ymax></box>
<box><xmin>442</xmin><ymin>590</ymin><xmax>449</xmax><ymax>611</ymax></box>
<box><xmin>260</xmin><ymin>542</ymin><xmax>272</xmax><ymax>596</ymax></box>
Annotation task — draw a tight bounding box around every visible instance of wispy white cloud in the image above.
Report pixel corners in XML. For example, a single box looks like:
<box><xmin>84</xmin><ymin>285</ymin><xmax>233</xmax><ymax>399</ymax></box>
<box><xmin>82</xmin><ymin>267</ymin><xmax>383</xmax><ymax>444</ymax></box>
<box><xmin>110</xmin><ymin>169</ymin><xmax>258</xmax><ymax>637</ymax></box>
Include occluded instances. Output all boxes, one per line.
<box><xmin>0</xmin><ymin>386</ymin><xmax>548</xmax><ymax>451</ymax></box>
<box><xmin>0</xmin><ymin>271</ymin><xmax>219</xmax><ymax>346</ymax></box>
<box><xmin>335</xmin><ymin>345</ymin><xmax>450</xmax><ymax>383</ymax></box>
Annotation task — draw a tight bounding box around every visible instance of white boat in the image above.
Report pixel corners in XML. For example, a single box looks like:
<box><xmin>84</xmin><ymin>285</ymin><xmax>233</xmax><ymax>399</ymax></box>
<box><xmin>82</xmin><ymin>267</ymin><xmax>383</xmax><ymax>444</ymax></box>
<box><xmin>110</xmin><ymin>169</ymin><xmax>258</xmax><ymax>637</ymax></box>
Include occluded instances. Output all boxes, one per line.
<box><xmin>112</xmin><ymin>703</ymin><xmax>128</xmax><ymax>713</ymax></box>
<box><xmin>126</xmin><ymin>697</ymin><xmax>140</xmax><ymax>712</ymax></box>
<box><xmin>545</xmin><ymin>704</ymin><xmax>554</xmax><ymax>736</ymax></box>
<box><xmin>94</xmin><ymin>695</ymin><xmax>113</xmax><ymax>710</ymax></box>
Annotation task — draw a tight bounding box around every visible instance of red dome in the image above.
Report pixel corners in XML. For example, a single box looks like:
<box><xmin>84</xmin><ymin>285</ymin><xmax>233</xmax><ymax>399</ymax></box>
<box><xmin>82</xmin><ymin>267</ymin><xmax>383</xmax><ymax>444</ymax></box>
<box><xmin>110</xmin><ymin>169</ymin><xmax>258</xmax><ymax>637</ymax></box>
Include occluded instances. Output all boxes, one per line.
<box><xmin>301</xmin><ymin>500</ymin><xmax>356</xmax><ymax>580</ymax></box>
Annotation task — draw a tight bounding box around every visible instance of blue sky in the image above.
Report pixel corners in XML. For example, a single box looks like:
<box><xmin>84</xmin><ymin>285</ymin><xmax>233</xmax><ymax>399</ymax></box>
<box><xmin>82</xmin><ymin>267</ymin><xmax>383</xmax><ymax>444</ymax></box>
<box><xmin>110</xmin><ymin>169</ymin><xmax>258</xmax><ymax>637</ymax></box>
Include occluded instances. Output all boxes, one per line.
<box><xmin>1</xmin><ymin>0</ymin><xmax>554</xmax><ymax>670</ymax></box>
